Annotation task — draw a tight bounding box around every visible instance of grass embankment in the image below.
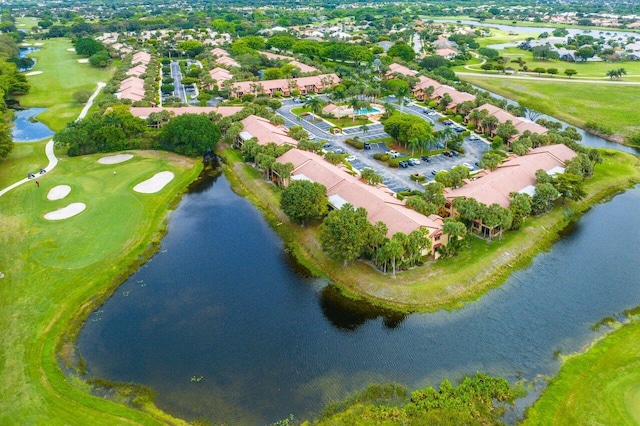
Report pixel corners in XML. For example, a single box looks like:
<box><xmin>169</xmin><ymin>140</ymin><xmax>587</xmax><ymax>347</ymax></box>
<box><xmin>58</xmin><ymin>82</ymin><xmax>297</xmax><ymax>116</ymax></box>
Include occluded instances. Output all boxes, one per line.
<box><xmin>524</xmin><ymin>317</ymin><xmax>640</xmax><ymax>425</ymax></box>
<box><xmin>0</xmin><ymin>149</ymin><xmax>201</xmax><ymax>425</ymax></box>
<box><xmin>460</xmin><ymin>76</ymin><xmax>640</xmax><ymax>142</ymax></box>
<box><xmin>224</xmin><ymin>148</ymin><xmax>640</xmax><ymax>313</ymax></box>
<box><xmin>20</xmin><ymin>38</ymin><xmax>115</xmax><ymax>131</ymax></box>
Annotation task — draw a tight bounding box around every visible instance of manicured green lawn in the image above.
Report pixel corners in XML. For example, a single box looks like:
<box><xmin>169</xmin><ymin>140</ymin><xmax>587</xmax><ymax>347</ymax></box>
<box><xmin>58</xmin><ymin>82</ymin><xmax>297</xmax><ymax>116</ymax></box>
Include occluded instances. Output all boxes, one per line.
<box><xmin>0</xmin><ymin>141</ymin><xmax>48</xmax><ymax>189</ymax></box>
<box><xmin>0</xmin><ymin>149</ymin><xmax>200</xmax><ymax>425</ymax></box>
<box><xmin>16</xmin><ymin>17</ymin><xmax>40</xmax><ymax>32</ymax></box>
<box><xmin>19</xmin><ymin>38</ymin><xmax>115</xmax><ymax>131</ymax></box>
<box><xmin>524</xmin><ymin>319</ymin><xmax>640</xmax><ymax>425</ymax></box>
<box><xmin>460</xmin><ymin>75</ymin><xmax>640</xmax><ymax>139</ymax></box>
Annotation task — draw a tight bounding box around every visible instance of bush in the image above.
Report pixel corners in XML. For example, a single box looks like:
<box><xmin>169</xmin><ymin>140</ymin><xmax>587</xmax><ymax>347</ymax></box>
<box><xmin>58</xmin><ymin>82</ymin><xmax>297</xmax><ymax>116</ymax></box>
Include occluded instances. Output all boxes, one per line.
<box><xmin>410</xmin><ymin>173</ymin><xmax>426</xmax><ymax>182</ymax></box>
<box><xmin>453</xmin><ymin>115</ymin><xmax>463</xmax><ymax>123</ymax></box>
<box><xmin>241</xmin><ymin>93</ymin><xmax>255</xmax><ymax>102</ymax></box>
<box><xmin>438</xmin><ymin>116</ymin><xmax>448</xmax><ymax>123</ymax></box>
<box><xmin>428</xmin><ymin>101</ymin><xmax>438</xmax><ymax>108</ymax></box>
<box><xmin>345</xmin><ymin>138</ymin><xmax>364</xmax><ymax>149</ymax></box>
<box><xmin>467</xmin><ymin>123</ymin><xmax>476</xmax><ymax>130</ymax></box>
<box><xmin>388</xmin><ymin>158</ymin><xmax>400</xmax><ymax>168</ymax></box>
<box><xmin>374</xmin><ymin>153</ymin><xmax>389</xmax><ymax>161</ymax></box>
<box><xmin>462</xmin><ymin>130</ymin><xmax>470</xmax><ymax>137</ymax></box>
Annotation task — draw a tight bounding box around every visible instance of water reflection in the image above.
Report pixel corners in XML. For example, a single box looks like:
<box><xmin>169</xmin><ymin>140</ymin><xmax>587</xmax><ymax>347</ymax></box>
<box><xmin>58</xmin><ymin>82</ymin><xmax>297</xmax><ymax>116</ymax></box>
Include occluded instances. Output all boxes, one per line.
<box><xmin>320</xmin><ymin>285</ymin><xmax>406</xmax><ymax>331</ymax></box>
<box><xmin>12</xmin><ymin>108</ymin><xmax>54</xmax><ymax>142</ymax></box>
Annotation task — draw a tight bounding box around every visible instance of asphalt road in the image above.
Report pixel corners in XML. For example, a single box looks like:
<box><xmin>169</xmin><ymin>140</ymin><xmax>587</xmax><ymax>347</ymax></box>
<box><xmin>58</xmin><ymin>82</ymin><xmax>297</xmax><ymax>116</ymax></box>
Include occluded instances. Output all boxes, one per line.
<box><xmin>170</xmin><ymin>61</ymin><xmax>188</xmax><ymax>104</ymax></box>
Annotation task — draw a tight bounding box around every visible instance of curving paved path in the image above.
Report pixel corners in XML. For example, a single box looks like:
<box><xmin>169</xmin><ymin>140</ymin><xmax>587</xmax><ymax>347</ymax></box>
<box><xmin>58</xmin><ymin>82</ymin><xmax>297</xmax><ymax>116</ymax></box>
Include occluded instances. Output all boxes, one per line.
<box><xmin>0</xmin><ymin>82</ymin><xmax>105</xmax><ymax>198</ymax></box>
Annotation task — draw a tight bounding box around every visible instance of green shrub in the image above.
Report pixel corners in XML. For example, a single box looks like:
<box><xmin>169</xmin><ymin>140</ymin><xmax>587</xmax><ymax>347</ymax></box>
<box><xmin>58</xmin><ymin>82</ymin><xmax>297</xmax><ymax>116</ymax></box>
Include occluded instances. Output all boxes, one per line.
<box><xmin>410</xmin><ymin>173</ymin><xmax>426</xmax><ymax>182</ymax></box>
<box><xmin>428</xmin><ymin>101</ymin><xmax>438</xmax><ymax>108</ymax></box>
<box><xmin>389</xmin><ymin>158</ymin><xmax>400</xmax><ymax>168</ymax></box>
<box><xmin>374</xmin><ymin>153</ymin><xmax>389</xmax><ymax>161</ymax></box>
<box><xmin>345</xmin><ymin>138</ymin><xmax>364</xmax><ymax>149</ymax></box>
<box><xmin>462</xmin><ymin>130</ymin><xmax>470</xmax><ymax>137</ymax></box>
<box><xmin>453</xmin><ymin>115</ymin><xmax>463</xmax><ymax>123</ymax></box>
<box><xmin>438</xmin><ymin>116</ymin><xmax>448</xmax><ymax>123</ymax></box>
<box><xmin>467</xmin><ymin>123</ymin><xmax>476</xmax><ymax>130</ymax></box>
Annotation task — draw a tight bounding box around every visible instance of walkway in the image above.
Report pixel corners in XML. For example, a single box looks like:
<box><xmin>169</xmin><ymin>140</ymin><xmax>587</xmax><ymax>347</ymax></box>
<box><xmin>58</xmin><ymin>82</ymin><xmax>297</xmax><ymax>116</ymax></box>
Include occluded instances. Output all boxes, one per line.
<box><xmin>0</xmin><ymin>82</ymin><xmax>105</xmax><ymax>198</ymax></box>
<box><xmin>457</xmin><ymin>71</ymin><xmax>640</xmax><ymax>85</ymax></box>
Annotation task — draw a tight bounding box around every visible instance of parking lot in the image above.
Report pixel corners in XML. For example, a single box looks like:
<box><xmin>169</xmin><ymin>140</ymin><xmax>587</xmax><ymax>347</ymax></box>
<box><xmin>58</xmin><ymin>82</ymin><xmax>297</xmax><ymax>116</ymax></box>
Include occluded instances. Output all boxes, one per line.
<box><xmin>278</xmin><ymin>101</ymin><xmax>490</xmax><ymax>193</ymax></box>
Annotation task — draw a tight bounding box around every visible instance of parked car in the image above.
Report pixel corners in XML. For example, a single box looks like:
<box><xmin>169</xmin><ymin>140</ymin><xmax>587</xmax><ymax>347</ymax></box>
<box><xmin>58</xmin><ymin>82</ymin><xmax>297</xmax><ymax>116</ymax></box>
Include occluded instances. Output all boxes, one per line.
<box><xmin>443</xmin><ymin>151</ymin><xmax>452</xmax><ymax>157</ymax></box>
<box><xmin>363</xmin><ymin>142</ymin><xmax>371</xmax><ymax>150</ymax></box>
<box><xmin>428</xmin><ymin>111</ymin><xmax>438</xmax><ymax>116</ymax></box>
<box><xmin>422</xmin><ymin>109</ymin><xmax>430</xmax><ymax>114</ymax></box>
<box><xmin>454</xmin><ymin>127</ymin><xmax>465</xmax><ymax>133</ymax></box>
<box><xmin>408</xmin><ymin>158</ymin><xmax>421</xmax><ymax>165</ymax></box>
<box><xmin>334</xmin><ymin>148</ymin><xmax>345</xmax><ymax>154</ymax></box>
<box><xmin>346</xmin><ymin>155</ymin><xmax>357</xmax><ymax>162</ymax></box>
<box><xmin>421</xmin><ymin>155</ymin><xmax>431</xmax><ymax>162</ymax></box>
<box><xmin>399</xmin><ymin>161</ymin><xmax>409</xmax><ymax>168</ymax></box>
<box><xmin>323</xmin><ymin>143</ymin><xmax>332</xmax><ymax>150</ymax></box>
<box><xmin>469</xmin><ymin>135</ymin><xmax>479</xmax><ymax>141</ymax></box>
<box><xmin>307</xmin><ymin>133</ymin><xmax>316</xmax><ymax>140</ymax></box>
<box><xmin>437</xmin><ymin>142</ymin><xmax>445</xmax><ymax>149</ymax></box>
<box><xmin>386</xmin><ymin>150</ymin><xmax>400</xmax><ymax>158</ymax></box>
<box><xmin>451</xmin><ymin>151</ymin><xmax>459</xmax><ymax>157</ymax></box>
<box><xmin>431</xmin><ymin>170</ymin><xmax>438</xmax><ymax>176</ymax></box>
<box><xmin>462</xmin><ymin>162</ymin><xmax>474</xmax><ymax>170</ymax></box>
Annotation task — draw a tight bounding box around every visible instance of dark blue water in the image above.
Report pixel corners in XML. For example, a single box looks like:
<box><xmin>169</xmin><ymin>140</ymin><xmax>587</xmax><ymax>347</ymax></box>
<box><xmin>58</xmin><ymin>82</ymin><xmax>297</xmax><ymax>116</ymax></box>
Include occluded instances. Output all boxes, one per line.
<box><xmin>18</xmin><ymin>47</ymin><xmax>38</xmax><ymax>71</ymax></box>
<box><xmin>77</xmin><ymin>167</ymin><xmax>640</xmax><ymax>424</ymax></box>
<box><xmin>12</xmin><ymin>108</ymin><xmax>54</xmax><ymax>142</ymax></box>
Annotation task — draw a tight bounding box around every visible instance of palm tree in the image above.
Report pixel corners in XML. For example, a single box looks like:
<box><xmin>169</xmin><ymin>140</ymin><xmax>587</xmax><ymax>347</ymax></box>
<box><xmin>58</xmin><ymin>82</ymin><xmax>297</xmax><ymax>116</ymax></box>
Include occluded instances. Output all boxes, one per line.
<box><xmin>395</xmin><ymin>86</ymin><xmax>410</xmax><ymax>113</ymax></box>
<box><xmin>304</xmin><ymin>96</ymin><xmax>325</xmax><ymax>115</ymax></box>
<box><xmin>409</xmin><ymin>137</ymin><xmax>421</xmax><ymax>155</ymax></box>
<box><xmin>423</xmin><ymin>132</ymin><xmax>435</xmax><ymax>153</ymax></box>
<box><xmin>618</xmin><ymin>67</ymin><xmax>627</xmax><ymax>78</ymax></box>
<box><xmin>360</xmin><ymin>123</ymin><xmax>369</xmax><ymax>134</ymax></box>
<box><xmin>349</xmin><ymin>98</ymin><xmax>363</xmax><ymax>122</ymax></box>
<box><xmin>481</xmin><ymin>115</ymin><xmax>499</xmax><ymax>136</ymax></box>
<box><xmin>441</xmin><ymin>126</ymin><xmax>455</xmax><ymax>149</ymax></box>
<box><xmin>606</xmin><ymin>69</ymin><xmax>619</xmax><ymax>80</ymax></box>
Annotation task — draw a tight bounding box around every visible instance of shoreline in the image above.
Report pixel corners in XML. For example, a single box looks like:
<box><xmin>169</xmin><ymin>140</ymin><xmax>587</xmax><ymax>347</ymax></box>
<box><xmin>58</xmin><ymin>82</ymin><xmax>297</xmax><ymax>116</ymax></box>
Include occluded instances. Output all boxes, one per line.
<box><xmin>222</xmin><ymin>147</ymin><xmax>640</xmax><ymax>313</ymax></box>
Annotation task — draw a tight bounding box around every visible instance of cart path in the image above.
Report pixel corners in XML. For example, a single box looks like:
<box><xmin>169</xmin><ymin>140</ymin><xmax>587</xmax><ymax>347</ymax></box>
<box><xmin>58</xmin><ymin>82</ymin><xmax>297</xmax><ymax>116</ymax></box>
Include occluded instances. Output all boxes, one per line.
<box><xmin>0</xmin><ymin>82</ymin><xmax>105</xmax><ymax>198</ymax></box>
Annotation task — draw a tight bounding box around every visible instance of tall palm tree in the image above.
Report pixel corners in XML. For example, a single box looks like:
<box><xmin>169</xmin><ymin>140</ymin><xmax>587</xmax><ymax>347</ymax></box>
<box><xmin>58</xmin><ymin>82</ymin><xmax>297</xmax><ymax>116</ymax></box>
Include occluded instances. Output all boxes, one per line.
<box><xmin>395</xmin><ymin>86</ymin><xmax>410</xmax><ymax>113</ymax></box>
<box><xmin>349</xmin><ymin>97</ymin><xmax>363</xmax><ymax>122</ymax></box>
<box><xmin>481</xmin><ymin>115</ymin><xmax>499</xmax><ymax>136</ymax></box>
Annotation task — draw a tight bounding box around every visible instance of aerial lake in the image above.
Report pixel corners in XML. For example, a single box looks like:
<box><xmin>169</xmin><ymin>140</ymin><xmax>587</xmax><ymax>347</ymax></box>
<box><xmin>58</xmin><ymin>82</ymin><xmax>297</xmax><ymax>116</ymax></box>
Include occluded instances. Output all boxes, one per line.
<box><xmin>78</xmin><ymin>164</ymin><xmax>640</xmax><ymax>424</ymax></box>
<box><xmin>12</xmin><ymin>108</ymin><xmax>54</xmax><ymax>142</ymax></box>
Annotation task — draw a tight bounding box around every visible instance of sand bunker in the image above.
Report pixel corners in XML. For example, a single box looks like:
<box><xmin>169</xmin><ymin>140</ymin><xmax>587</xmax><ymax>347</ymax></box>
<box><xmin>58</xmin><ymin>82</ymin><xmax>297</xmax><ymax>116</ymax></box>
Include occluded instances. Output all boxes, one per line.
<box><xmin>34</xmin><ymin>43</ymin><xmax>43</xmax><ymax>46</ymax></box>
<box><xmin>77</xmin><ymin>59</ymin><xmax>89</xmax><ymax>63</ymax></box>
<box><xmin>47</xmin><ymin>185</ymin><xmax>71</xmax><ymax>200</ymax></box>
<box><xmin>44</xmin><ymin>203</ymin><xmax>86</xmax><ymax>220</ymax></box>
<box><xmin>98</xmin><ymin>153</ymin><xmax>133</xmax><ymax>164</ymax></box>
<box><xmin>134</xmin><ymin>171</ymin><xmax>174</xmax><ymax>194</ymax></box>
<box><xmin>66</xmin><ymin>48</ymin><xmax>75</xmax><ymax>52</ymax></box>
<box><xmin>25</xmin><ymin>71</ymin><xmax>43</xmax><ymax>76</ymax></box>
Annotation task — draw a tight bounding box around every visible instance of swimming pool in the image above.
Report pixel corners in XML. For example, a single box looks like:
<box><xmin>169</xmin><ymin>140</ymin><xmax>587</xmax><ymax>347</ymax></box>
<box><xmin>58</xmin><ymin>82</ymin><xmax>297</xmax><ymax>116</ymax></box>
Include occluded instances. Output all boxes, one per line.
<box><xmin>355</xmin><ymin>107</ymin><xmax>380</xmax><ymax>115</ymax></box>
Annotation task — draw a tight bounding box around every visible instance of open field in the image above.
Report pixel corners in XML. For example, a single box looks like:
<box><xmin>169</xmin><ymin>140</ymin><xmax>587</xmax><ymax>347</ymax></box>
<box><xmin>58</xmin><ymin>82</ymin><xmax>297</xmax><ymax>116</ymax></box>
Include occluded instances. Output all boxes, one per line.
<box><xmin>460</xmin><ymin>75</ymin><xmax>640</xmax><ymax>140</ymax></box>
<box><xmin>226</xmin><ymin>147</ymin><xmax>640</xmax><ymax>313</ymax></box>
<box><xmin>0</xmin><ymin>149</ymin><xmax>201</xmax><ymax>424</ymax></box>
<box><xmin>524</xmin><ymin>319</ymin><xmax>640</xmax><ymax>425</ymax></box>
<box><xmin>16</xmin><ymin>17</ymin><xmax>40</xmax><ymax>32</ymax></box>
<box><xmin>0</xmin><ymin>141</ymin><xmax>48</xmax><ymax>189</ymax></box>
<box><xmin>19</xmin><ymin>38</ymin><xmax>116</xmax><ymax>131</ymax></box>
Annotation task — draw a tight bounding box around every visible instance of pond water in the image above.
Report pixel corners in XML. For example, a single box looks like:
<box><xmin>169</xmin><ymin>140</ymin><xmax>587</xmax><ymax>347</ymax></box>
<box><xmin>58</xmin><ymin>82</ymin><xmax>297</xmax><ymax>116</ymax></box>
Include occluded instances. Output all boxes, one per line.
<box><xmin>18</xmin><ymin>47</ymin><xmax>38</xmax><ymax>71</ymax></box>
<box><xmin>78</xmin><ymin>160</ymin><xmax>640</xmax><ymax>424</ymax></box>
<box><xmin>12</xmin><ymin>108</ymin><xmax>54</xmax><ymax>142</ymax></box>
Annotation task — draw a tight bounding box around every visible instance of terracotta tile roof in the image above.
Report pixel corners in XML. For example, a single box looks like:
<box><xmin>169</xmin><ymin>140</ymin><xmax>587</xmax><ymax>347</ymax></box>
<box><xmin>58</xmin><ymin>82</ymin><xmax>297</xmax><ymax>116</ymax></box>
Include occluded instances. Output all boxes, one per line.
<box><xmin>232</xmin><ymin>73</ymin><xmax>340</xmax><ymax>96</ymax></box>
<box><xmin>126</xmin><ymin>64</ymin><xmax>147</xmax><ymax>77</ymax></box>
<box><xmin>415</xmin><ymin>76</ymin><xmax>443</xmax><ymax>90</ymax></box>
<box><xmin>130</xmin><ymin>106</ymin><xmax>242</xmax><ymax>119</ymax></box>
<box><xmin>208</xmin><ymin>67</ymin><xmax>233</xmax><ymax>86</ymax></box>
<box><xmin>132</xmin><ymin>51</ymin><xmax>151</xmax><ymax>64</ymax></box>
<box><xmin>277</xmin><ymin>149</ymin><xmax>444</xmax><ymax>237</ymax></box>
<box><xmin>118</xmin><ymin>76</ymin><xmax>146</xmax><ymax>101</ymax></box>
<box><xmin>216</xmin><ymin>56</ymin><xmax>240</xmax><ymax>68</ymax></box>
<box><xmin>259</xmin><ymin>51</ymin><xmax>294</xmax><ymax>60</ymax></box>
<box><xmin>210</xmin><ymin>47</ymin><xmax>229</xmax><ymax>57</ymax></box>
<box><xmin>474</xmin><ymin>103</ymin><xmax>548</xmax><ymax>138</ymax></box>
<box><xmin>240</xmin><ymin>115</ymin><xmax>298</xmax><ymax>146</ymax></box>
<box><xmin>445</xmin><ymin>144</ymin><xmax>577</xmax><ymax>208</ymax></box>
<box><xmin>289</xmin><ymin>60</ymin><xmax>318</xmax><ymax>73</ymax></box>
<box><xmin>386</xmin><ymin>63</ymin><xmax>418</xmax><ymax>77</ymax></box>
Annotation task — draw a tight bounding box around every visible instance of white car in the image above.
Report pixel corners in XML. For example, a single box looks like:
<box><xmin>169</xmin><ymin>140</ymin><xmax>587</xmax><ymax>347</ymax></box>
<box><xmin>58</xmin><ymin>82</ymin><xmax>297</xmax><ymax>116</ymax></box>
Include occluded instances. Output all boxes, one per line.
<box><xmin>307</xmin><ymin>133</ymin><xmax>316</xmax><ymax>140</ymax></box>
<box><xmin>346</xmin><ymin>155</ymin><xmax>357</xmax><ymax>162</ymax></box>
<box><xmin>469</xmin><ymin>135</ymin><xmax>479</xmax><ymax>141</ymax></box>
<box><xmin>462</xmin><ymin>162</ymin><xmax>474</xmax><ymax>170</ymax></box>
